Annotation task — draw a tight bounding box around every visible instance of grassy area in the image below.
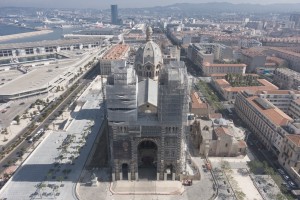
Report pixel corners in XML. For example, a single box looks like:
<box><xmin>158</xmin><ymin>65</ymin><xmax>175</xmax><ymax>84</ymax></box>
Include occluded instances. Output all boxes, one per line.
<box><xmin>196</xmin><ymin>80</ymin><xmax>224</xmax><ymax>112</ymax></box>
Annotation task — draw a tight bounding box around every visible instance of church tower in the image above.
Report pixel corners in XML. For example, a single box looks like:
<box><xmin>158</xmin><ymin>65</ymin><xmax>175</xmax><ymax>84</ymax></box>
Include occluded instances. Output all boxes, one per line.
<box><xmin>135</xmin><ymin>26</ymin><xmax>163</xmax><ymax>81</ymax></box>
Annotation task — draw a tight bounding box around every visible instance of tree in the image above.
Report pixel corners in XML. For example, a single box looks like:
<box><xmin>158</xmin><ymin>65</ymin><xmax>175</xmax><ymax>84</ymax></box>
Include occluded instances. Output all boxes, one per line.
<box><xmin>14</xmin><ymin>115</ymin><xmax>20</xmax><ymax>124</ymax></box>
<box><xmin>276</xmin><ymin>193</ymin><xmax>285</xmax><ymax>200</ymax></box>
<box><xmin>46</xmin><ymin>98</ymin><xmax>49</xmax><ymax>103</ymax></box>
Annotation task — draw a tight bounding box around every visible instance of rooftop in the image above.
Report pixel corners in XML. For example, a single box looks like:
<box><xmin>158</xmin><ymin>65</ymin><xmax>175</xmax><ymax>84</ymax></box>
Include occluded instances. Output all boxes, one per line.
<box><xmin>269</xmin><ymin>47</ymin><xmax>300</xmax><ymax>58</ymax></box>
<box><xmin>221</xmin><ymin>79</ymin><xmax>278</xmax><ymax>92</ymax></box>
<box><xmin>0</xmin><ymin>66</ymin><xmax>66</xmax><ymax>95</ymax></box>
<box><xmin>247</xmin><ymin>96</ymin><xmax>292</xmax><ymax>127</ymax></box>
<box><xmin>191</xmin><ymin>92</ymin><xmax>208</xmax><ymax>109</ymax></box>
<box><xmin>286</xmin><ymin>134</ymin><xmax>300</xmax><ymax>147</ymax></box>
<box><xmin>203</xmin><ymin>62</ymin><xmax>246</xmax><ymax>68</ymax></box>
<box><xmin>0</xmin><ymin>38</ymin><xmax>102</xmax><ymax>50</ymax></box>
<box><xmin>101</xmin><ymin>44</ymin><xmax>130</xmax><ymax>60</ymax></box>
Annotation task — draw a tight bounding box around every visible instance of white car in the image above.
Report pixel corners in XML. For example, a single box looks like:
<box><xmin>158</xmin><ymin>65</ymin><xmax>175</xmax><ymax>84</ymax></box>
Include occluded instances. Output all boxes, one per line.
<box><xmin>288</xmin><ymin>181</ymin><xmax>297</xmax><ymax>188</ymax></box>
<box><xmin>283</xmin><ymin>175</ymin><xmax>290</xmax><ymax>181</ymax></box>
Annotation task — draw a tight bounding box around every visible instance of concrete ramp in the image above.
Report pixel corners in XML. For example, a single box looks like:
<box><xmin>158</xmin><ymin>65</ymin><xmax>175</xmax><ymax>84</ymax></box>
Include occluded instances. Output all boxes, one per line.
<box><xmin>110</xmin><ymin>180</ymin><xmax>184</xmax><ymax>195</ymax></box>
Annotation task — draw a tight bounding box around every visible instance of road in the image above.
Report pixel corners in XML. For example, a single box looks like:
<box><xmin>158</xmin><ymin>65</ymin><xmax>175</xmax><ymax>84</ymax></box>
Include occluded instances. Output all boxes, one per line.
<box><xmin>0</xmin><ymin>63</ymin><xmax>99</xmax><ymax>175</ymax></box>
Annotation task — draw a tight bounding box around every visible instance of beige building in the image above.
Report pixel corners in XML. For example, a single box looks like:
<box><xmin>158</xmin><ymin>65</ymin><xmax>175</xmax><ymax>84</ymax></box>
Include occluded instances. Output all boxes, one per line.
<box><xmin>212</xmin><ymin>78</ymin><xmax>278</xmax><ymax>101</ymax></box>
<box><xmin>264</xmin><ymin>47</ymin><xmax>300</xmax><ymax>73</ymax></box>
<box><xmin>289</xmin><ymin>99</ymin><xmax>300</xmax><ymax>120</ymax></box>
<box><xmin>235</xmin><ymin>90</ymin><xmax>300</xmax><ymax>184</ymax></box>
<box><xmin>190</xmin><ymin>92</ymin><xmax>209</xmax><ymax>118</ymax></box>
<box><xmin>256</xmin><ymin>90</ymin><xmax>300</xmax><ymax>113</ymax></box>
<box><xmin>99</xmin><ymin>44</ymin><xmax>130</xmax><ymax>75</ymax></box>
<box><xmin>240</xmin><ymin>49</ymin><xmax>266</xmax><ymax>73</ymax></box>
<box><xmin>235</xmin><ymin>91</ymin><xmax>293</xmax><ymax>155</ymax></box>
<box><xmin>202</xmin><ymin>62</ymin><xmax>246</xmax><ymax>76</ymax></box>
<box><xmin>273</xmin><ymin>68</ymin><xmax>300</xmax><ymax>90</ymax></box>
<box><xmin>191</xmin><ymin>118</ymin><xmax>247</xmax><ymax>158</ymax></box>
<box><xmin>187</xmin><ymin>43</ymin><xmax>237</xmax><ymax>76</ymax></box>
<box><xmin>279</xmin><ymin>134</ymin><xmax>300</xmax><ymax>186</ymax></box>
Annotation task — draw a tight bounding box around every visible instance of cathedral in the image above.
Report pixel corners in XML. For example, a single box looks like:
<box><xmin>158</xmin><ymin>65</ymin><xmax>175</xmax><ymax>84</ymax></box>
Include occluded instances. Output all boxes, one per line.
<box><xmin>106</xmin><ymin>27</ymin><xmax>189</xmax><ymax>181</ymax></box>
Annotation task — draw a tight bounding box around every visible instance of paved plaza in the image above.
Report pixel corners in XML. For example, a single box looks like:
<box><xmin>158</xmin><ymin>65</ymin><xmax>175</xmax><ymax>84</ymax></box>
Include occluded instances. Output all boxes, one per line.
<box><xmin>0</xmin><ymin>76</ymin><xmax>105</xmax><ymax>200</ymax></box>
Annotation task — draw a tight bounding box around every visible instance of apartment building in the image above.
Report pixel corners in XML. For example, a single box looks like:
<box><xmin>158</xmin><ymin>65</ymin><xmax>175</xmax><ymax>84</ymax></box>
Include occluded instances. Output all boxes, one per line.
<box><xmin>235</xmin><ymin>91</ymin><xmax>293</xmax><ymax>156</ymax></box>
<box><xmin>235</xmin><ymin>91</ymin><xmax>300</xmax><ymax>185</ymax></box>
<box><xmin>279</xmin><ymin>134</ymin><xmax>300</xmax><ymax>185</ymax></box>
<box><xmin>99</xmin><ymin>44</ymin><xmax>130</xmax><ymax>75</ymax></box>
<box><xmin>257</xmin><ymin>90</ymin><xmax>300</xmax><ymax>113</ymax></box>
<box><xmin>187</xmin><ymin>43</ymin><xmax>214</xmax><ymax>70</ymax></box>
<box><xmin>190</xmin><ymin>91</ymin><xmax>209</xmax><ymax>118</ymax></box>
<box><xmin>202</xmin><ymin>62</ymin><xmax>246</xmax><ymax>76</ymax></box>
<box><xmin>290</xmin><ymin>99</ymin><xmax>300</xmax><ymax>119</ymax></box>
<box><xmin>212</xmin><ymin>79</ymin><xmax>278</xmax><ymax>101</ymax></box>
<box><xmin>273</xmin><ymin>68</ymin><xmax>300</xmax><ymax>90</ymax></box>
<box><xmin>187</xmin><ymin>43</ymin><xmax>236</xmax><ymax>75</ymax></box>
<box><xmin>240</xmin><ymin>49</ymin><xmax>266</xmax><ymax>73</ymax></box>
<box><xmin>265</xmin><ymin>47</ymin><xmax>300</xmax><ymax>73</ymax></box>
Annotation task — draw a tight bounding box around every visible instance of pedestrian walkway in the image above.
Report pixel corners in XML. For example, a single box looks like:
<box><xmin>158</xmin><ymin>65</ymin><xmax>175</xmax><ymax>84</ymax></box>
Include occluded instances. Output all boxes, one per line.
<box><xmin>110</xmin><ymin>181</ymin><xmax>184</xmax><ymax>195</ymax></box>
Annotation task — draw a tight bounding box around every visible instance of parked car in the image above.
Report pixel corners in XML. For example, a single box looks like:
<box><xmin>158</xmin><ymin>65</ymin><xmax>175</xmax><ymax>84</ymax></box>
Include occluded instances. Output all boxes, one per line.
<box><xmin>283</xmin><ymin>175</ymin><xmax>290</xmax><ymax>181</ymax></box>
<box><xmin>278</xmin><ymin>169</ymin><xmax>285</xmax><ymax>175</ymax></box>
<box><xmin>288</xmin><ymin>181</ymin><xmax>297</xmax><ymax>188</ymax></box>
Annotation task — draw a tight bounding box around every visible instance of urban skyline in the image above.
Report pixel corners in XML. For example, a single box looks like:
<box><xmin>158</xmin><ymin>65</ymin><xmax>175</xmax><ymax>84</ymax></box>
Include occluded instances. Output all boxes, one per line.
<box><xmin>1</xmin><ymin>0</ymin><xmax>300</xmax><ymax>9</ymax></box>
<box><xmin>0</xmin><ymin>2</ymin><xmax>300</xmax><ymax>200</ymax></box>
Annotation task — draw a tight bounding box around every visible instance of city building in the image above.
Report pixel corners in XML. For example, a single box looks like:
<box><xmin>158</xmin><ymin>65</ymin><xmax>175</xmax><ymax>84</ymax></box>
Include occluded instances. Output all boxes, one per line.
<box><xmin>264</xmin><ymin>47</ymin><xmax>300</xmax><ymax>73</ymax></box>
<box><xmin>162</xmin><ymin>45</ymin><xmax>180</xmax><ymax>64</ymax></box>
<box><xmin>106</xmin><ymin>28</ymin><xmax>189</xmax><ymax>181</ymax></box>
<box><xmin>289</xmin><ymin>99</ymin><xmax>300</xmax><ymax>120</ymax></box>
<box><xmin>240</xmin><ymin>49</ymin><xmax>266</xmax><ymax>73</ymax></box>
<box><xmin>239</xmin><ymin>39</ymin><xmax>262</xmax><ymax>49</ymax></box>
<box><xmin>255</xmin><ymin>90</ymin><xmax>300</xmax><ymax>113</ymax></box>
<box><xmin>187</xmin><ymin>43</ymin><xmax>240</xmax><ymax>75</ymax></box>
<box><xmin>202</xmin><ymin>62</ymin><xmax>246</xmax><ymax>76</ymax></box>
<box><xmin>290</xmin><ymin>13</ymin><xmax>300</xmax><ymax>29</ymax></box>
<box><xmin>0</xmin><ymin>38</ymin><xmax>103</xmax><ymax>58</ymax></box>
<box><xmin>273</xmin><ymin>68</ymin><xmax>300</xmax><ymax>90</ymax></box>
<box><xmin>99</xmin><ymin>44</ymin><xmax>130</xmax><ymax>75</ymax></box>
<box><xmin>111</xmin><ymin>5</ymin><xmax>119</xmax><ymax>25</ymax></box>
<box><xmin>212</xmin><ymin>78</ymin><xmax>278</xmax><ymax>101</ymax></box>
<box><xmin>235</xmin><ymin>91</ymin><xmax>293</xmax><ymax>156</ymax></box>
<box><xmin>235</xmin><ymin>89</ymin><xmax>300</xmax><ymax>185</ymax></box>
<box><xmin>190</xmin><ymin>117</ymin><xmax>247</xmax><ymax>158</ymax></box>
<box><xmin>279</xmin><ymin>134</ymin><xmax>300</xmax><ymax>185</ymax></box>
<box><xmin>190</xmin><ymin>92</ymin><xmax>209</xmax><ymax>118</ymax></box>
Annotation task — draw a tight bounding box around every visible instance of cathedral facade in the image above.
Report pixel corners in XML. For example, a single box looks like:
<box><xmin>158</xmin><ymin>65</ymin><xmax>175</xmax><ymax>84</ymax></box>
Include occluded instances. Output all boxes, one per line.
<box><xmin>106</xmin><ymin>27</ymin><xmax>189</xmax><ymax>181</ymax></box>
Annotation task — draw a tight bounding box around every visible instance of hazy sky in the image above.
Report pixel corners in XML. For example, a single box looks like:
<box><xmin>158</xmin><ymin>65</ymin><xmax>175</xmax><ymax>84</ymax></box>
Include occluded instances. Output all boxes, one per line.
<box><xmin>1</xmin><ymin>0</ymin><xmax>300</xmax><ymax>9</ymax></box>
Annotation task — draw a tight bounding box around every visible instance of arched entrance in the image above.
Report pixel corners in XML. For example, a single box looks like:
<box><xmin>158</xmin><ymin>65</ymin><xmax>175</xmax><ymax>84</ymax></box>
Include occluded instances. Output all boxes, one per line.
<box><xmin>121</xmin><ymin>163</ymin><xmax>129</xmax><ymax>180</ymax></box>
<box><xmin>138</xmin><ymin>140</ymin><xmax>157</xmax><ymax>180</ymax></box>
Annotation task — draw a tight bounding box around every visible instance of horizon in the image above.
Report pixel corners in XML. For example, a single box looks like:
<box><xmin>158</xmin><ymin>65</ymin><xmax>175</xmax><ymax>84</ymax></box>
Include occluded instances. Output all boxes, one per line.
<box><xmin>1</xmin><ymin>0</ymin><xmax>300</xmax><ymax>9</ymax></box>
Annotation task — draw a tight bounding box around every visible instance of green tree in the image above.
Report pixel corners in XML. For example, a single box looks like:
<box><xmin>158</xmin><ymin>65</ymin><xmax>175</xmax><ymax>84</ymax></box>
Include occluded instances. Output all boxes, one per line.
<box><xmin>14</xmin><ymin>115</ymin><xmax>20</xmax><ymax>124</ymax></box>
<box><xmin>276</xmin><ymin>193</ymin><xmax>285</xmax><ymax>200</ymax></box>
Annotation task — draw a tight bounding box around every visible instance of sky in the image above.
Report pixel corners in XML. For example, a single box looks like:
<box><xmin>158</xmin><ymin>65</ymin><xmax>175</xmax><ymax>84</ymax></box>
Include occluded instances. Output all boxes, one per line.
<box><xmin>1</xmin><ymin>0</ymin><xmax>300</xmax><ymax>9</ymax></box>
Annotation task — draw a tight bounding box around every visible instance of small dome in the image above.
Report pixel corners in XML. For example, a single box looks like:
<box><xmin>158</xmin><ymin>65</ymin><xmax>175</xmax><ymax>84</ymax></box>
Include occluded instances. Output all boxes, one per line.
<box><xmin>214</xmin><ymin>118</ymin><xmax>228</xmax><ymax>126</ymax></box>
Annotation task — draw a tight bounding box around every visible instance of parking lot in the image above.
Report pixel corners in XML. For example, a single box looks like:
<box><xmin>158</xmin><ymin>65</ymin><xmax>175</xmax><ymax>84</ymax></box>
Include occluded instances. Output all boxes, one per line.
<box><xmin>213</xmin><ymin>168</ymin><xmax>235</xmax><ymax>200</ymax></box>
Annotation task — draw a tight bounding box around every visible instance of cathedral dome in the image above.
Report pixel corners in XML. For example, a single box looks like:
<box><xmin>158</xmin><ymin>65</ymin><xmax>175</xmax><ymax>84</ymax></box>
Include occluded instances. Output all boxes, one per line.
<box><xmin>135</xmin><ymin>26</ymin><xmax>163</xmax><ymax>80</ymax></box>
